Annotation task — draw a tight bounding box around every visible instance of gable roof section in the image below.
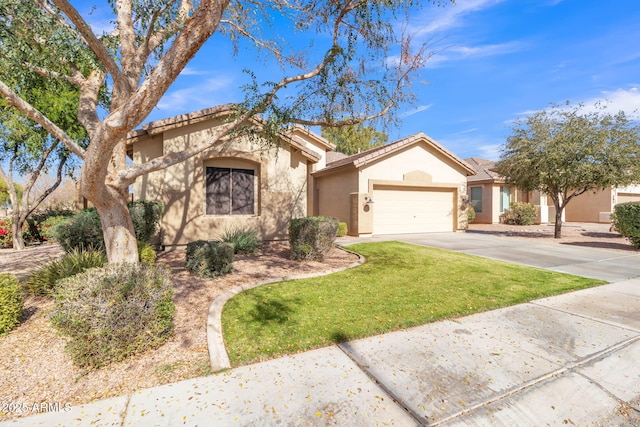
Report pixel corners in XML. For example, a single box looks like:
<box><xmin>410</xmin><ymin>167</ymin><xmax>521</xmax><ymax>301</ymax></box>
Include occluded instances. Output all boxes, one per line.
<box><xmin>464</xmin><ymin>157</ymin><xmax>505</xmax><ymax>183</ymax></box>
<box><xmin>127</xmin><ymin>104</ymin><xmax>325</xmax><ymax>163</ymax></box>
<box><xmin>316</xmin><ymin>132</ymin><xmax>475</xmax><ymax>176</ymax></box>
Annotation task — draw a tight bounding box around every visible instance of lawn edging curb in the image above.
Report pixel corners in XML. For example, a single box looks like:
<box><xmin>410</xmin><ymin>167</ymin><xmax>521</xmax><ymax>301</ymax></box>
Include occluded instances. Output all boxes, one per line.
<box><xmin>206</xmin><ymin>245</ymin><xmax>365</xmax><ymax>371</ymax></box>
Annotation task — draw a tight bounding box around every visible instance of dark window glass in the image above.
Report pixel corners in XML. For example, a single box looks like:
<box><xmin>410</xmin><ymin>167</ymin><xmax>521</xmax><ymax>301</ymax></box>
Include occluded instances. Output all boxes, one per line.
<box><xmin>206</xmin><ymin>167</ymin><xmax>255</xmax><ymax>215</ymax></box>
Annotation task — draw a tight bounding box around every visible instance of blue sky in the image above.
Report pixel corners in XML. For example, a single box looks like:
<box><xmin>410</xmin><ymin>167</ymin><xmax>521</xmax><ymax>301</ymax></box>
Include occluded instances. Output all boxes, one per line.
<box><xmin>98</xmin><ymin>1</ymin><xmax>640</xmax><ymax>160</ymax></box>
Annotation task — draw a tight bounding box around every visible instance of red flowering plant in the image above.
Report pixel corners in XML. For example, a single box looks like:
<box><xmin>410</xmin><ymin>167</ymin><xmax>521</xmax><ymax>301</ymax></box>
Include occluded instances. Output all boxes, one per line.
<box><xmin>0</xmin><ymin>219</ymin><xmax>12</xmax><ymax>248</ymax></box>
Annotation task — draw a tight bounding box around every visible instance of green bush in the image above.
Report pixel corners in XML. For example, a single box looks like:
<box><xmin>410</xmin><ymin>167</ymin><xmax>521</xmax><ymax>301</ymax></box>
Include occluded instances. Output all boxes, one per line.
<box><xmin>54</xmin><ymin>209</ymin><xmax>104</xmax><ymax>253</ymax></box>
<box><xmin>22</xmin><ymin>249</ymin><xmax>107</xmax><ymax>296</ymax></box>
<box><xmin>501</xmin><ymin>202</ymin><xmax>537</xmax><ymax>225</ymax></box>
<box><xmin>128</xmin><ymin>201</ymin><xmax>163</xmax><ymax>244</ymax></box>
<box><xmin>139</xmin><ymin>242</ymin><xmax>157</xmax><ymax>265</ymax></box>
<box><xmin>467</xmin><ymin>206</ymin><xmax>476</xmax><ymax>223</ymax></box>
<box><xmin>611</xmin><ymin>202</ymin><xmax>640</xmax><ymax>248</ymax></box>
<box><xmin>27</xmin><ymin>209</ymin><xmax>75</xmax><ymax>243</ymax></box>
<box><xmin>337</xmin><ymin>222</ymin><xmax>348</xmax><ymax>237</ymax></box>
<box><xmin>0</xmin><ymin>274</ymin><xmax>23</xmax><ymax>336</ymax></box>
<box><xmin>220</xmin><ymin>226</ymin><xmax>261</xmax><ymax>254</ymax></box>
<box><xmin>50</xmin><ymin>263</ymin><xmax>174</xmax><ymax>368</ymax></box>
<box><xmin>185</xmin><ymin>241</ymin><xmax>234</xmax><ymax>278</ymax></box>
<box><xmin>289</xmin><ymin>216</ymin><xmax>338</xmax><ymax>261</ymax></box>
<box><xmin>54</xmin><ymin>201</ymin><xmax>163</xmax><ymax>254</ymax></box>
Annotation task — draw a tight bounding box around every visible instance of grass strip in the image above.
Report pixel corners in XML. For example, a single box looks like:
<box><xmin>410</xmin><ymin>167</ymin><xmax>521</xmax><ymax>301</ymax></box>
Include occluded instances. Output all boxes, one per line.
<box><xmin>222</xmin><ymin>241</ymin><xmax>605</xmax><ymax>366</ymax></box>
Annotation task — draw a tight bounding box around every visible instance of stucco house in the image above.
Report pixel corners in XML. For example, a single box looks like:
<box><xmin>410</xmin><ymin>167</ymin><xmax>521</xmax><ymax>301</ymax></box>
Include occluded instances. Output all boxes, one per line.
<box><xmin>127</xmin><ymin>106</ymin><xmax>333</xmax><ymax>246</ymax></box>
<box><xmin>464</xmin><ymin>157</ymin><xmax>640</xmax><ymax>225</ymax></box>
<box><xmin>464</xmin><ymin>157</ymin><xmax>550</xmax><ymax>224</ymax></box>
<box><xmin>565</xmin><ymin>185</ymin><xmax>640</xmax><ymax>223</ymax></box>
<box><xmin>312</xmin><ymin>133</ymin><xmax>474</xmax><ymax>236</ymax></box>
<box><xmin>127</xmin><ymin>107</ymin><xmax>474</xmax><ymax>245</ymax></box>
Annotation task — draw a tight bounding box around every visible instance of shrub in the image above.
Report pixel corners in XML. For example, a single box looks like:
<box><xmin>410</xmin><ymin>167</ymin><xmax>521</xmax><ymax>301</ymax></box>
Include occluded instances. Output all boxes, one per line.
<box><xmin>337</xmin><ymin>222</ymin><xmax>348</xmax><ymax>237</ymax></box>
<box><xmin>0</xmin><ymin>274</ymin><xmax>23</xmax><ymax>336</ymax></box>
<box><xmin>501</xmin><ymin>202</ymin><xmax>537</xmax><ymax>225</ymax></box>
<box><xmin>611</xmin><ymin>202</ymin><xmax>640</xmax><ymax>248</ymax></box>
<box><xmin>220</xmin><ymin>226</ymin><xmax>261</xmax><ymax>254</ymax></box>
<box><xmin>128</xmin><ymin>201</ymin><xmax>163</xmax><ymax>244</ymax></box>
<box><xmin>54</xmin><ymin>202</ymin><xmax>164</xmax><ymax>253</ymax></box>
<box><xmin>467</xmin><ymin>206</ymin><xmax>476</xmax><ymax>223</ymax></box>
<box><xmin>139</xmin><ymin>242</ymin><xmax>157</xmax><ymax>265</ymax></box>
<box><xmin>0</xmin><ymin>217</ymin><xmax>43</xmax><ymax>248</ymax></box>
<box><xmin>289</xmin><ymin>216</ymin><xmax>338</xmax><ymax>261</ymax></box>
<box><xmin>27</xmin><ymin>209</ymin><xmax>75</xmax><ymax>243</ymax></box>
<box><xmin>50</xmin><ymin>263</ymin><xmax>174</xmax><ymax>368</ymax></box>
<box><xmin>0</xmin><ymin>218</ymin><xmax>11</xmax><ymax>248</ymax></box>
<box><xmin>185</xmin><ymin>241</ymin><xmax>234</xmax><ymax>278</ymax></box>
<box><xmin>22</xmin><ymin>249</ymin><xmax>107</xmax><ymax>296</ymax></box>
<box><xmin>54</xmin><ymin>209</ymin><xmax>104</xmax><ymax>253</ymax></box>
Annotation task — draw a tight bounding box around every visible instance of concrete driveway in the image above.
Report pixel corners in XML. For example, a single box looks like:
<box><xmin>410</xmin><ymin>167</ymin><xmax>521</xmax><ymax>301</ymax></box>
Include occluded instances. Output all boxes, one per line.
<box><xmin>339</xmin><ymin>231</ymin><xmax>640</xmax><ymax>282</ymax></box>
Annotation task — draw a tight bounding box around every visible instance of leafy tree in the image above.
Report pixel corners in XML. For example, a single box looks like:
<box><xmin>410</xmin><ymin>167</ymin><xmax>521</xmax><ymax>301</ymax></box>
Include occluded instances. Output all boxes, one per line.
<box><xmin>321</xmin><ymin>124</ymin><xmax>388</xmax><ymax>155</ymax></box>
<box><xmin>495</xmin><ymin>102</ymin><xmax>640</xmax><ymax>238</ymax></box>
<box><xmin>0</xmin><ymin>180</ymin><xmax>23</xmax><ymax>208</ymax></box>
<box><xmin>0</xmin><ymin>0</ymin><xmax>451</xmax><ymax>263</ymax></box>
<box><xmin>0</xmin><ymin>80</ymin><xmax>85</xmax><ymax>249</ymax></box>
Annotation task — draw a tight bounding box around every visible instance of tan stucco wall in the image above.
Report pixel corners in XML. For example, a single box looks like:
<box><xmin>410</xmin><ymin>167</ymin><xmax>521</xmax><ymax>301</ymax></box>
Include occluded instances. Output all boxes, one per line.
<box><xmin>132</xmin><ymin>120</ymin><xmax>312</xmax><ymax>245</ymax></box>
<box><xmin>468</xmin><ymin>183</ymin><xmax>495</xmax><ymax>224</ymax></box>
<box><xmin>315</xmin><ymin>142</ymin><xmax>469</xmax><ymax>235</ymax></box>
<box><xmin>357</xmin><ymin>143</ymin><xmax>465</xmax><ymax>193</ymax></box>
<box><xmin>313</xmin><ymin>167</ymin><xmax>359</xmax><ymax>233</ymax></box>
<box><xmin>565</xmin><ymin>188</ymin><xmax>613</xmax><ymax>223</ymax></box>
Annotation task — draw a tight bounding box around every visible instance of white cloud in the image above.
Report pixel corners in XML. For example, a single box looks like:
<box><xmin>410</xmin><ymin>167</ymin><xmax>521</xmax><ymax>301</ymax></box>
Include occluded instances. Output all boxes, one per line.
<box><xmin>513</xmin><ymin>88</ymin><xmax>640</xmax><ymax>121</ymax></box>
<box><xmin>179</xmin><ymin>67</ymin><xmax>209</xmax><ymax>76</ymax></box>
<box><xmin>424</xmin><ymin>41</ymin><xmax>522</xmax><ymax>68</ymax></box>
<box><xmin>478</xmin><ymin>144</ymin><xmax>502</xmax><ymax>160</ymax></box>
<box><xmin>456</xmin><ymin>128</ymin><xmax>478</xmax><ymax>134</ymax></box>
<box><xmin>409</xmin><ymin>0</ymin><xmax>505</xmax><ymax>36</ymax></box>
<box><xmin>401</xmin><ymin>104</ymin><xmax>433</xmax><ymax>118</ymax></box>
<box><xmin>155</xmin><ymin>76</ymin><xmax>237</xmax><ymax>115</ymax></box>
<box><xmin>437</xmin><ymin>134</ymin><xmax>503</xmax><ymax>160</ymax></box>
<box><xmin>582</xmin><ymin>87</ymin><xmax>640</xmax><ymax>119</ymax></box>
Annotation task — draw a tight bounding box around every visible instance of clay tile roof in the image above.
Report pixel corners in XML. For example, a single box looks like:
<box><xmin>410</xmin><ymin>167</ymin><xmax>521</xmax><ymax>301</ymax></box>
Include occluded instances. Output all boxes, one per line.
<box><xmin>464</xmin><ymin>157</ymin><xmax>505</xmax><ymax>183</ymax></box>
<box><xmin>321</xmin><ymin>132</ymin><xmax>474</xmax><ymax>175</ymax></box>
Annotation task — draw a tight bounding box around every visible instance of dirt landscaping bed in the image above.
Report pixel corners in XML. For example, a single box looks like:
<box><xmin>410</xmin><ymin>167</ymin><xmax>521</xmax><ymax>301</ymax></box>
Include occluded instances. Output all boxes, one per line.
<box><xmin>0</xmin><ymin>243</ymin><xmax>358</xmax><ymax>420</ymax></box>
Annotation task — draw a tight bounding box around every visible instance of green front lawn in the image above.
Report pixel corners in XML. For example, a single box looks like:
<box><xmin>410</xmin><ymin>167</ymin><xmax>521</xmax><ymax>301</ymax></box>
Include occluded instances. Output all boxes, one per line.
<box><xmin>222</xmin><ymin>241</ymin><xmax>605</xmax><ymax>366</ymax></box>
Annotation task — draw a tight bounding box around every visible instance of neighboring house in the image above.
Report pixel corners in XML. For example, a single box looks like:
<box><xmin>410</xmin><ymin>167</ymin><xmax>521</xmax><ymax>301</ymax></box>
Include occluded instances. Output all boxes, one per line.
<box><xmin>313</xmin><ymin>133</ymin><xmax>474</xmax><ymax>236</ymax></box>
<box><xmin>565</xmin><ymin>185</ymin><xmax>640</xmax><ymax>223</ymax></box>
<box><xmin>127</xmin><ymin>106</ymin><xmax>334</xmax><ymax>246</ymax></box>
<box><xmin>464</xmin><ymin>158</ymin><xmax>551</xmax><ymax>224</ymax></box>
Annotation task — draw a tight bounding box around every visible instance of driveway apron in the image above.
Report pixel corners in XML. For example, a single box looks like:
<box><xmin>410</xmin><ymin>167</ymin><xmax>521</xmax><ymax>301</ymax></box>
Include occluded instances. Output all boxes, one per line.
<box><xmin>374</xmin><ymin>232</ymin><xmax>640</xmax><ymax>282</ymax></box>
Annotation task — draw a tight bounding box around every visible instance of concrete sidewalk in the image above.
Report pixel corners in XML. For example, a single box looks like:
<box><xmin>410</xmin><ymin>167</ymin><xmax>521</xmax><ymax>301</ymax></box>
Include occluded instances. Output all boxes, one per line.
<box><xmin>3</xmin><ymin>235</ymin><xmax>640</xmax><ymax>426</ymax></box>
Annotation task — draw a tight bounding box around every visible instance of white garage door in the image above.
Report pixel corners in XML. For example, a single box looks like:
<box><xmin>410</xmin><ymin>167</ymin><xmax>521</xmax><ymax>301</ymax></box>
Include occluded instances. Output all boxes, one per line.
<box><xmin>372</xmin><ymin>187</ymin><xmax>455</xmax><ymax>234</ymax></box>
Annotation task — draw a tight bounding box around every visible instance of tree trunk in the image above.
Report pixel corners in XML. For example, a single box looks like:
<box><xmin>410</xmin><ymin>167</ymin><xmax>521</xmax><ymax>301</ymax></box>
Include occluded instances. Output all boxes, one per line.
<box><xmin>96</xmin><ymin>199</ymin><xmax>139</xmax><ymax>264</ymax></box>
<box><xmin>554</xmin><ymin>206</ymin><xmax>563</xmax><ymax>239</ymax></box>
<box><xmin>10</xmin><ymin>211</ymin><xmax>25</xmax><ymax>250</ymax></box>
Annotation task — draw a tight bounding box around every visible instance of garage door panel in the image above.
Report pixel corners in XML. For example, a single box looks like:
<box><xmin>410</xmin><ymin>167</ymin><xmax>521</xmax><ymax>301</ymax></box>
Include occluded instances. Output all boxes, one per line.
<box><xmin>373</xmin><ymin>188</ymin><xmax>454</xmax><ymax>234</ymax></box>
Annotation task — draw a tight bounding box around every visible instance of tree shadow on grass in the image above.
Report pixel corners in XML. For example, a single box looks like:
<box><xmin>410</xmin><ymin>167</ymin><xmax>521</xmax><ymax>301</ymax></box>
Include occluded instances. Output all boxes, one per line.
<box><xmin>330</xmin><ymin>330</ymin><xmax>349</xmax><ymax>344</ymax></box>
<box><xmin>247</xmin><ymin>294</ymin><xmax>301</xmax><ymax>325</ymax></box>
